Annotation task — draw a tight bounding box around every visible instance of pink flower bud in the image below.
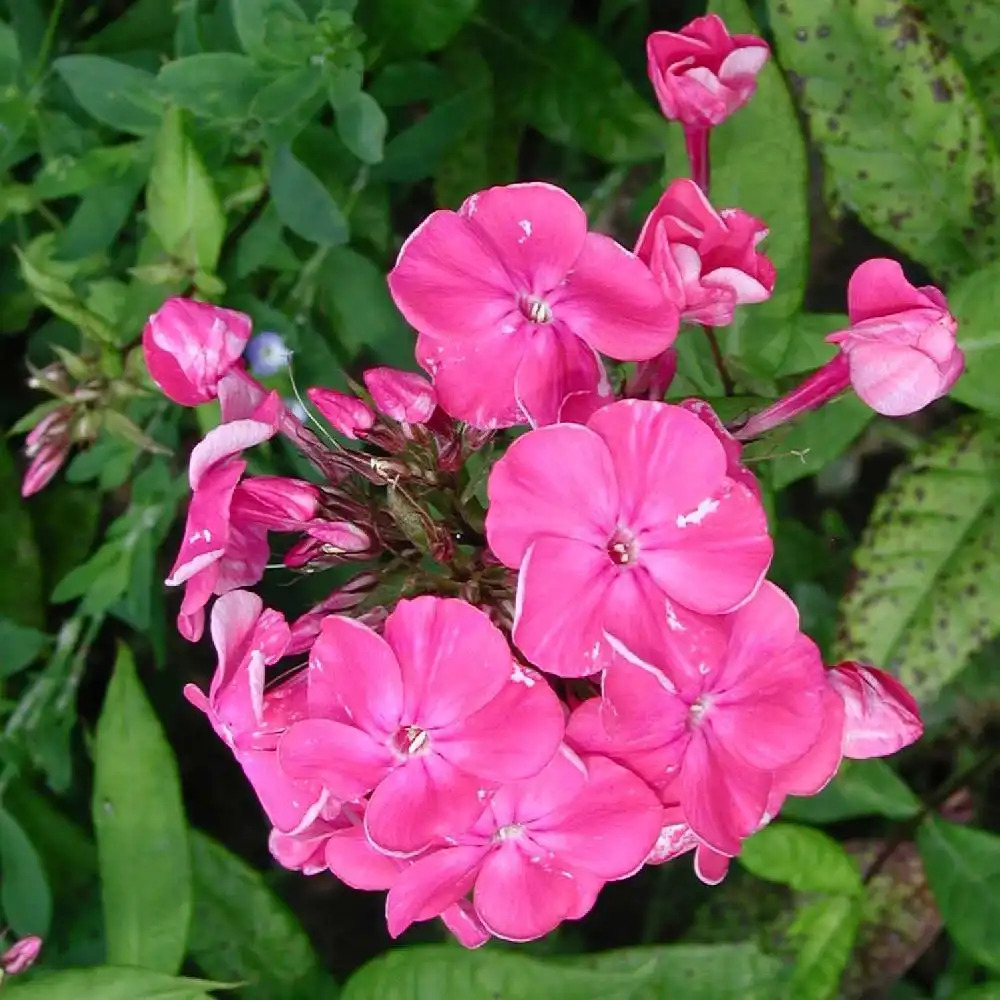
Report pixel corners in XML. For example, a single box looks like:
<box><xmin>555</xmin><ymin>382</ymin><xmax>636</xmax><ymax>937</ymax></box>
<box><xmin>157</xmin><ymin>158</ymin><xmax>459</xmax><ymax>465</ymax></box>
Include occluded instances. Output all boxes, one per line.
<box><xmin>231</xmin><ymin>477</ymin><xmax>319</xmax><ymax>531</ymax></box>
<box><xmin>827</xmin><ymin>661</ymin><xmax>923</xmax><ymax>759</ymax></box>
<box><xmin>363</xmin><ymin>367</ymin><xmax>437</xmax><ymax>425</ymax></box>
<box><xmin>307</xmin><ymin>387</ymin><xmax>375</xmax><ymax>439</ymax></box>
<box><xmin>21</xmin><ymin>407</ymin><xmax>73</xmax><ymax>498</ymax></box>
<box><xmin>827</xmin><ymin>259</ymin><xmax>963</xmax><ymax>416</ymax></box>
<box><xmin>142</xmin><ymin>297</ymin><xmax>252</xmax><ymax>406</ymax></box>
<box><xmin>635</xmin><ymin>179</ymin><xmax>775</xmax><ymax>327</ymax></box>
<box><xmin>647</xmin><ymin>15</ymin><xmax>769</xmax><ymax>129</ymax></box>
<box><xmin>1</xmin><ymin>936</ymin><xmax>42</xmax><ymax>976</ymax></box>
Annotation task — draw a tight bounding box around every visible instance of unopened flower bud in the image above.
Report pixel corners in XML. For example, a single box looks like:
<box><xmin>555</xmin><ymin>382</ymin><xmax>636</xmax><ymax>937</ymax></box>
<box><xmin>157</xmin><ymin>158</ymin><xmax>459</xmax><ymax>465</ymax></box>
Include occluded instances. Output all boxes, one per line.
<box><xmin>363</xmin><ymin>367</ymin><xmax>437</xmax><ymax>425</ymax></box>
<box><xmin>1</xmin><ymin>935</ymin><xmax>42</xmax><ymax>976</ymax></box>
<box><xmin>307</xmin><ymin>387</ymin><xmax>375</xmax><ymax>439</ymax></box>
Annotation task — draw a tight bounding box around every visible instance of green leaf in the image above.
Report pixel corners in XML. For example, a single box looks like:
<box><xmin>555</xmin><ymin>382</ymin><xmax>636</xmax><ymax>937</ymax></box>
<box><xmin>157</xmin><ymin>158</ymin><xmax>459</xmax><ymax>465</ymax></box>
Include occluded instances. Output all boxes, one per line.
<box><xmin>918</xmin><ymin>816</ymin><xmax>1000</xmax><ymax>973</ymax></box>
<box><xmin>230</xmin><ymin>0</ymin><xmax>311</xmax><ymax>65</ymax></box>
<box><xmin>53</xmin><ymin>55</ymin><xmax>164</xmax><ymax>135</ymax></box>
<box><xmin>517</xmin><ymin>25</ymin><xmax>663</xmax><ymax>163</ymax></box>
<box><xmin>28</xmin><ymin>481</ymin><xmax>102</xmax><ymax>594</ymax></box>
<box><xmin>0</xmin><ymin>618</ymin><xmax>49</xmax><ymax>678</ymax></box>
<box><xmin>701</xmin><ymin>0</ymin><xmax>808</xmax><ymax>318</ymax></box>
<box><xmin>767</xmin><ymin>0</ymin><xmax>1000</xmax><ymax>280</ymax></box>
<box><xmin>787</xmin><ymin>895</ymin><xmax>862</xmax><ymax>1000</ymax></box>
<box><xmin>947</xmin><ymin>257</ymin><xmax>1000</xmax><ymax>414</ymax></box>
<box><xmin>188</xmin><ymin>831</ymin><xmax>337</xmax><ymax>999</ymax></box>
<box><xmin>739</xmin><ymin>822</ymin><xmax>862</xmax><ymax>894</ymax></box>
<box><xmin>951</xmin><ymin>987</ymin><xmax>1000</xmax><ymax>1000</ymax></box>
<box><xmin>836</xmin><ymin>418</ymin><xmax>1000</xmax><ymax>705</ymax></box>
<box><xmin>147</xmin><ymin>107</ymin><xmax>226</xmax><ymax>273</ymax></box>
<box><xmin>334</xmin><ymin>90</ymin><xmax>388</xmax><ymax>164</ymax></box>
<box><xmin>0</xmin><ymin>805</ymin><xmax>52</xmax><ymax>936</ymax></box>
<box><xmin>343</xmin><ymin>942</ymin><xmax>783</xmax><ymax>1000</ymax></box>
<box><xmin>269</xmin><ymin>143</ymin><xmax>349</xmax><ymax>245</ymax></box>
<box><xmin>781</xmin><ymin>759</ymin><xmax>921</xmax><ymax>824</ymax></box>
<box><xmin>158</xmin><ymin>54</ymin><xmax>270</xmax><ymax>122</ymax></box>
<box><xmin>93</xmin><ymin>644</ymin><xmax>192</xmax><ymax>974</ymax></box>
<box><xmin>3</xmin><ymin>968</ymin><xmax>231</xmax><ymax>999</ymax></box>
<box><xmin>0</xmin><ymin>440</ymin><xmax>44</xmax><ymax>628</ymax></box>
<box><xmin>366</xmin><ymin>0</ymin><xmax>478</xmax><ymax>54</ymax></box>
<box><xmin>51</xmin><ymin>538</ymin><xmax>132</xmax><ymax>614</ymax></box>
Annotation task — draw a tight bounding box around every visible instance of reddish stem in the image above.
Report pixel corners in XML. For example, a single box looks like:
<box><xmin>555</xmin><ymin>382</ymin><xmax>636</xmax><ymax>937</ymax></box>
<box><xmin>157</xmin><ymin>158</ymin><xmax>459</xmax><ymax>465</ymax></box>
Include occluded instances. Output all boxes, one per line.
<box><xmin>684</xmin><ymin>126</ymin><xmax>711</xmax><ymax>193</ymax></box>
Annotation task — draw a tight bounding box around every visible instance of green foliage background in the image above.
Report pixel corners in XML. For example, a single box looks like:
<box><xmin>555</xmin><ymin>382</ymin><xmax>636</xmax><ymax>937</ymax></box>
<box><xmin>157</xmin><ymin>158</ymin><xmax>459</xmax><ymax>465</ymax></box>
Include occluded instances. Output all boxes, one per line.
<box><xmin>2</xmin><ymin>0</ymin><xmax>1000</xmax><ymax>997</ymax></box>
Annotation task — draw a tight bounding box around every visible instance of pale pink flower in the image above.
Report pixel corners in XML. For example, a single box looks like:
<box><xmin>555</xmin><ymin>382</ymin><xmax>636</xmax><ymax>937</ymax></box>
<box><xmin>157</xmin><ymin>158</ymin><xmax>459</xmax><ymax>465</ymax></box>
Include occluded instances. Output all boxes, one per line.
<box><xmin>184</xmin><ymin>591</ymin><xmax>328</xmax><ymax>833</ymax></box>
<box><xmin>1</xmin><ymin>936</ymin><xmax>42</xmax><ymax>976</ymax></box>
<box><xmin>388</xmin><ymin>182</ymin><xmax>678</xmax><ymax>428</ymax></box>
<box><xmin>143</xmin><ymin>297</ymin><xmax>252</xmax><ymax>406</ymax></box>
<box><xmin>386</xmin><ymin>747</ymin><xmax>662</xmax><ymax>942</ymax></box>
<box><xmin>363</xmin><ymin>367</ymin><xmax>437</xmax><ymax>425</ymax></box>
<box><xmin>647</xmin><ymin>16</ymin><xmax>769</xmax><ymax>129</ymax></box>
<box><xmin>277</xmin><ymin>597</ymin><xmax>565</xmax><ymax>856</ymax></box>
<box><xmin>828</xmin><ymin>258</ymin><xmax>963</xmax><ymax>416</ymax></box>
<box><xmin>307</xmin><ymin>388</ymin><xmax>375</xmax><ymax>439</ymax></box>
<box><xmin>485</xmin><ymin>399</ymin><xmax>772</xmax><ymax>677</ymax></box>
<box><xmin>635</xmin><ymin>178</ymin><xmax>775</xmax><ymax>326</ymax></box>
<box><xmin>828</xmin><ymin>661</ymin><xmax>923</xmax><ymax>759</ymax></box>
<box><xmin>595</xmin><ymin>582</ymin><xmax>829</xmax><ymax>855</ymax></box>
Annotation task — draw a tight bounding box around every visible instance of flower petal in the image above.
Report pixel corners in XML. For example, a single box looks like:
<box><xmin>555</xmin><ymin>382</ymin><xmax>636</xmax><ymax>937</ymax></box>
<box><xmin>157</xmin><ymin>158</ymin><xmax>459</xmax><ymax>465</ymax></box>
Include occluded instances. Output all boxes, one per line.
<box><xmin>847</xmin><ymin>258</ymin><xmax>936</xmax><ymax>323</ymax></box>
<box><xmin>324</xmin><ymin>824</ymin><xmax>403</xmax><ymax>890</ymax></box>
<box><xmin>846</xmin><ymin>341</ymin><xmax>945</xmax><ymax>416</ymax></box>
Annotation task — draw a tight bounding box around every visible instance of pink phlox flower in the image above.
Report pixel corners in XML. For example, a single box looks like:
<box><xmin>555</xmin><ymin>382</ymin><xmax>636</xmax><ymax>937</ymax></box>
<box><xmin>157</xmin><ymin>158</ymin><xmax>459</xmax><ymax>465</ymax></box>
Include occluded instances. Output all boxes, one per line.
<box><xmin>388</xmin><ymin>182</ymin><xmax>678</xmax><ymax>429</ymax></box>
<box><xmin>679</xmin><ymin>398</ymin><xmax>761</xmax><ymax>498</ymax></box>
<box><xmin>143</xmin><ymin>297</ymin><xmax>252</xmax><ymax>406</ymax></box>
<box><xmin>635</xmin><ymin>178</ymin><xmax>775</xmax><ymax>327</ymax></box>
<box><xmin>827</xmin><ymin>259</ymin><xmax>963</xmax><ymax>416</ymax></box>
<box><xmin>827</xmin><ymin>660</ymin><xmax>923</xmax><ymax>759</ymax></box>
<box><xmin>363</xmin><ymin>367</ymin><xmax>438</xmax><ymax>425</ymax></box>
<box><xmin>646</xmin><ymin>15</ymin><xmax>769</xmax><ymax>128</ymax></box>
<box><xmin>184</xmin><ymin>591</ymin><xmax>327</xmax><ymax>833</ymax></box>
<box><xmin>385</xmin><ymin>746</ymin><xmax>662</xmax><ymax>943</ymax></box>
<box><xmin>485</xmin><ymin>399</ymin><xmax>772</xmax><ymax>677</ymax></box>
<box><xmin>277</xmin><ymin>596</ymin><xmax>565</xmax><ymax>856</ymax></box>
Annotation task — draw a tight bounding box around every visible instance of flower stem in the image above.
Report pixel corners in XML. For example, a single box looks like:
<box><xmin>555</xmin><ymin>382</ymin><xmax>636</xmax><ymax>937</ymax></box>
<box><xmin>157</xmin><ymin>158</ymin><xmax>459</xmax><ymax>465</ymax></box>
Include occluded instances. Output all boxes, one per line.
<box><xmin>684</xmin><ymin>126</ymin><xmax>711</xmax><ymax>193</ymax></box>
<box><xmin>701</xmin><ymin>325</ymin><xmax>734</xmax><ymax>396</ymax></box>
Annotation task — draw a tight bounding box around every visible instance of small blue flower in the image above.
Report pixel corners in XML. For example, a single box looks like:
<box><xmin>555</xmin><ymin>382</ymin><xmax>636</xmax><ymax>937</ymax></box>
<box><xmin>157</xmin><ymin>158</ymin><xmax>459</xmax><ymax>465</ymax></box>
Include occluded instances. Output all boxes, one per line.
<box><xmin>245</xmin><ymin>331</ymin><xmax>292</xmax><ymax>376</ymax></box>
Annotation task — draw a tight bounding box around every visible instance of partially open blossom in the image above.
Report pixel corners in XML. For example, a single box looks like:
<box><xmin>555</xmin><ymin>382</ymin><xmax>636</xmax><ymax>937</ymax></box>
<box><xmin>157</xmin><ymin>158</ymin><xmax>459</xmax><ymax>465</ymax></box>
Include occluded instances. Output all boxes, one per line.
<box><xmin>1</xmin><ymin>936</ymin><xmax>42</xmax><ymax>976</ymax></box>
<box><xmin>363</xmin><ymin>367</ymin><xmax>437</xmax><ymax>425</ymax></box>
<box><xmin>308</xmin><ymin>387</ymin><xmax>376</xmax><ymax>439</ymax></box>
<box><xmin>185</xmin><ymin>591</ymin><xmax>328</xmax><ymax>832</ymax></box>
<box><xmin>486</xmin><ymin>400</ymin><xmax>772</xmax><ymax>677</ymax></box>
<box><xmin>389</xmin><ymin>182</ymin><xmax>678</xmax><ymax>428</ymax></box>
<box><xmin>143</xmin><ymin>298</ymin><xmax>252</xmax><ymax>406</ymax></box>
<box><xmin>635</xmin><ymin>179</ymin><xmax>775</xmax><ymax>327</ymax></box>
<box><xmin>278</xmin><ymin>597</ymin><xmax>565</xmax><ymax>856</ymax></box>
<box><xmin>647</xmin><ymin>16</ymin><xmax>769</xmax><ymax>129</ymax></box>
<box><xmin>21</xmin><ymin>406</ymin><xmax>72</xmax><ymax>497</ymax></box>
<box><xmin>828</xmin><ymin>661</ymin><xmax>923</xmax><ymax>759</ymax></box>
<box><xmin>386</xmin><ymin>747</ymin><xmax>662</xmax><ymax>942</ymax></box>
<box><xmin>828</xmin><ymin>258</ymin><xmax>963</xmax><ymax>416</ymax></box>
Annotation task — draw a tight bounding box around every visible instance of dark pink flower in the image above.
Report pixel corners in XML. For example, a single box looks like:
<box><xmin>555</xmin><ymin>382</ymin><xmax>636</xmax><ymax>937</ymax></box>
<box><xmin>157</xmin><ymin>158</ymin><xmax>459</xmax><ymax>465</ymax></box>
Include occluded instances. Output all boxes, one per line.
<box><xmin>363</xmin><ymin>367</ymin><xmax>437</xmax><ymax>425</ymax></box>
<box><xmin>307</xmin><ymin>388</ymin><xmax>375</xmax><ymax>439</ymax></box>
<box><xmin>827</xmin><ymin>259</ymin><xmax>963</xmax><ymax>416</ymax></box>
<box><xmin>827</xmin><ymin>661</ymin><xmax>923</xmax><ymax>759</ymax></box>
<box><xmin>680</xmin><ymin>398</ymin><xmax>760</xmax><ymax>499</ymax></box>
<box><xmin>647</xmin><ymin>15</ymin><xmax>769</xmax><ymax>128</ymax></box>
<box><xmin>277</xmin><ymin>597</ymin><xmax>565</xmax><ymax>856</ymax></box>
<box><xmin>386</xmin><ymin>747</ymin><xmax>662</xmax><ymax>942</ymax></box>
<box><xmin>635</xmin><ymin>178</ymin><xmax>775</xmax><ymax>327</ymax></box>
<box><xmin>1</xmin><ymin>936</ymin><xmax>42</xmax><ymax>976</ymax></box>
<box><xmin>21</xmin><ymin>407</ymin><xmax>72</xmax><ymax>497</ymax></box>
<box><xmin>142</xmin><ymin>297</ymin><xmax>252</xmax><ymax>406</ymax></box>
<box><xmin>485</xmin><ymin>399</ymin><xmax>772</xmax><ymax>677</ymax></box>
<box><xmin>596</xmin><ymin>582</ymin><xmax>829</xmax><ymax>855</ymax></box>
<box><xmin>184</xmin><ymin>591</ymin><xmax>328</xmax><ymax>833</ymax></box>
<box><xmin>389</xmin><ymin>182</ymin><xmax>678</xmax><ymax>428</ymax></box>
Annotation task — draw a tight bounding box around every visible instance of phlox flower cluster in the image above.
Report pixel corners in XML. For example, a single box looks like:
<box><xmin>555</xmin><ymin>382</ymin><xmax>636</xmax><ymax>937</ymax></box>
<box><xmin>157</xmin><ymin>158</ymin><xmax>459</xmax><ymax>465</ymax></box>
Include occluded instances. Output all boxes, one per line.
<box><xmin>134</xmin><ymin>14</ymin><xmax>957</xmax><ymax>947</ymax></box>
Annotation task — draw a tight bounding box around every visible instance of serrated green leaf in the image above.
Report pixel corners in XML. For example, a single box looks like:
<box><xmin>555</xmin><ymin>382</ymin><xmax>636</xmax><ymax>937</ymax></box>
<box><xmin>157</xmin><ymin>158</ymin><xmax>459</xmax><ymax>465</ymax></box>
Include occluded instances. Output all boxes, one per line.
<box><xmin>365</xmin><ymin>0</ymin><xmax>477</xmax><ymax>54</ymax></box>
<box><xmin>269</xmin><ymin>143</ymin><xmax>348</xmax><ymax>245</ymax></box>
<box><xmin>787</xmin><ymin>895</ymin><xmax>862</xmax><ymax>1000</ymax></box>
<box><xmin>53</xmin><ymin>55</ymin><xmax>164</xmax><ymax>134</ymax></box>
<box><xmin>158</xmin><ymin>53</ymin><xmax>270</xmax><ymax>122</ymax></box>
<box><xmin>188</xmin><ymin>831</ymin><xmax>337</xmax><ymax>999</ymax></box>
<box><xmin>0</xmin><ymin>805</ymin><xmax>52</xmax><ymax>936</ymax></box>
<box><xmin>767</xmin><ymin>0</ymin><xmax>1000</xmax><ymax>280</ymax></box>
<box><xmin>0</xmin><ymin>440</ymin><xmax>43</xmax><ymax>628</ymax></box>
<box><xmin>739</xmin><ymin>822</ymin><xmax>862</xmax><ymax>894</ymax></box>
<box><xmin>3</xmin><ymin>968</ymin><xmax>232</xmax><ymax>1000</ymax></box>
<box><xmin>918</xmin><ymin>816</ymin><xmax>1000</xmax><ymax>973</ymax></box>
<box><xmin>837</xmin><ymin>418</ymin><xmax>1000</xmax><ymax>705</ymax></box>
<box><xmin>517</xmin><ymin>25</ymin><xmax>663</xmax><ymax>163</ymax></box>
<box><xmin>93</xmin><ymin>644</ymin><xmax>192</xmax><ymax>973</ymax></box>
<box><xmin>343</xmin><ymin>942</ymin><xmax>783</xmax><ymax>1000</ymax></box>
<box><xmin>947</xmin><ymin>257</ymin><xmax>1000</xmax><ymax>414</ymax></box>
<box><xmin>781</xmin><ymin>759</ymin><xmax>921</xmax><ymax>824</ymax></box>
<box><xmin>147</xmin><ymin>107</ymin><xmax>226</xmax><ymax>273</ymax></box>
